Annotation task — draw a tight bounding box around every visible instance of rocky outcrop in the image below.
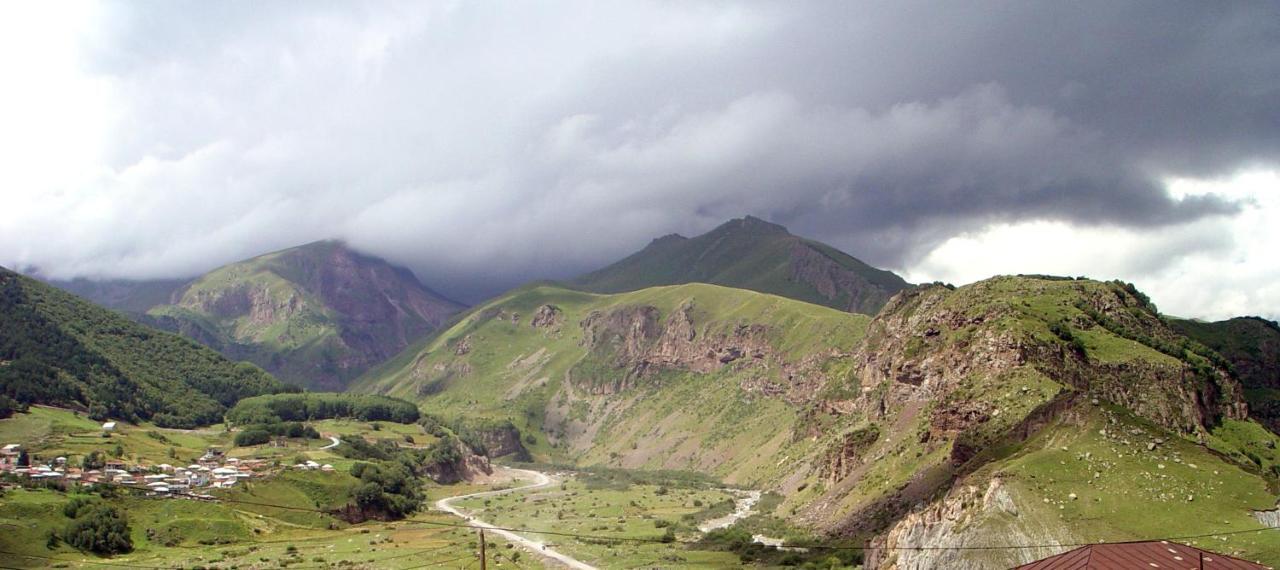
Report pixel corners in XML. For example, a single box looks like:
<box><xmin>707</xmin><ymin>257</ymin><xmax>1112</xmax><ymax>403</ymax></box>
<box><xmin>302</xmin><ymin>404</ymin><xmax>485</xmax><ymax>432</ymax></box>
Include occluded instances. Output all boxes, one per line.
<box><xmin>821</xmin><ymin>424</ymin><xmax>880</xmax><ymax>483</ymax></box>
<box><xmin>422</xmin><ymin>438</ymin><xmax>493</xmax><ymax>485</ymax></box>
<box><xmin>850</xmin><ymin>280</ymin><xmax>1243</xmax><ymax>440</ymax></box>
<box><xmin>570</xmin><ymin>301</ymin><xmax>848</xmax><ymax>402</ymax></box>
<box><xmin>530</xmin><ymin>304</ymin><xmax>564</xmax><ymax>330</ymax></box>
<box><xmin>809</xmin><ymin>278</ymin><xmax>1248</xmax><ymax>541</ymax></box>
<box><xmin>469</xmin><ymin>420</ymin><xmax>532</xmax><ymax>461</ymax></box>
<box><xmin>866</xmin><ymin>478</ymin><xmax>1062</xmax><ymax>570</ymax></box>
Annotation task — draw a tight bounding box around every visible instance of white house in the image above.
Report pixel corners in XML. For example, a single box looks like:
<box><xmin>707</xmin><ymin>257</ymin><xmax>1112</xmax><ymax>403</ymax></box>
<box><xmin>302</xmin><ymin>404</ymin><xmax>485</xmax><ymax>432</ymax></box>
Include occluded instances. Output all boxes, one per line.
<box><xmin>101</xmin><ymin>422</ymin><xmax>116</xmax><ymax>432</ymax></box>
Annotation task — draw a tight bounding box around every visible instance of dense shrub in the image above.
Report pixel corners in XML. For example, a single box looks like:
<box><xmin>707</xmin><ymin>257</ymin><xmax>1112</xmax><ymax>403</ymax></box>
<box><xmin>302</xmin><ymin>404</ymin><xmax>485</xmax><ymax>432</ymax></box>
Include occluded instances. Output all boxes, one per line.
<box><xmin>348</xmin><ymin>461</ymin><xmax>422</xmax><ymax>518</ymax></box>
<box><xmin>0</xmin><ymin>394</ymin><xmax>25</xmax><ymax>419</ymax></box>
<box><xmin>226</xmin><ymin>393</ymin><xmax>419</xmax><ymax>425</ymax></box>
<box><xmin>234</xmin><ymin>429</ymin><xmax>272</xmax><ymax>447</ymax></box>
<box><xmin>62</xmin><ymin>504</ymin><xmax>132</xmax><ymax>555</ymax></box>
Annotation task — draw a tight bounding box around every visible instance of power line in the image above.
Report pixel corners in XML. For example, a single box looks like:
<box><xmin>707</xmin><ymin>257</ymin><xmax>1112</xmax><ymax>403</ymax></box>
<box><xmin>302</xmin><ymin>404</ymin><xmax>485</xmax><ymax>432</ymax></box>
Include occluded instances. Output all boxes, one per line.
<box><xmin>0</xmin><ymin>549</ymin><xmax>170</xmax><ymax>569</ymax></box>
<box><xmin>23</xmin><ymin>479</ymin><xmax>1280</xmax><ymax>554</ymax></box>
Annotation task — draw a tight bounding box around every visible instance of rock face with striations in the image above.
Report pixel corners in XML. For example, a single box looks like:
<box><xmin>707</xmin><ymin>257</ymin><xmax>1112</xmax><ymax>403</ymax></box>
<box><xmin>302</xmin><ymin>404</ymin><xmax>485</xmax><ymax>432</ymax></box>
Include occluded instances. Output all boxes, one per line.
<box><xmin>146</xmin><ymin>241</ymin><xmax>463</xmax><ymax>390</ymax></box>
<box><xmin>572</xmin><ymin>216</ymin><xmax>910</xmax><ymax>315</ymax></box>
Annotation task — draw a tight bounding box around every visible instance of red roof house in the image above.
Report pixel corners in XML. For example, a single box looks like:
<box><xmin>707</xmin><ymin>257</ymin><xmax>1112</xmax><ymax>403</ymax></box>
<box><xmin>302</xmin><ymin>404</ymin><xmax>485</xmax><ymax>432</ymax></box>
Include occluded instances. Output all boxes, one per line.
<box><xmin>1014</xmin><ymin>541</ymin><xmax>1271</xmax><ymax>569</ymax></box>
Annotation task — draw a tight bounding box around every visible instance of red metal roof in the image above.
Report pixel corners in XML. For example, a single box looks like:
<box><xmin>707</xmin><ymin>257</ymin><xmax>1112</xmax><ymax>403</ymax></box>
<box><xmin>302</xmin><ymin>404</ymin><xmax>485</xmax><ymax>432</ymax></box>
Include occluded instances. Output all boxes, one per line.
<box><xmin>1013</xmin><ymin>541</ymin><xmax>1272</xmax><ymax>570</ymax></box>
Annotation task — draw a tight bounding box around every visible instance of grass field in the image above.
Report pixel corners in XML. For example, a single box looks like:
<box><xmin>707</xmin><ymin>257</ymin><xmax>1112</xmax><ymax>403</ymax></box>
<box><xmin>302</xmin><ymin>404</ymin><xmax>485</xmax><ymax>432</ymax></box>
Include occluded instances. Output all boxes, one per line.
<box><xmin>449</xmin><ymin>473</ymin><xmax>746</xmax><ymax>568</ymax></box>
<box><xmin>0</xmin><ymin>486</ymin><xmax>486</xmax><ymax>569</ymax></box>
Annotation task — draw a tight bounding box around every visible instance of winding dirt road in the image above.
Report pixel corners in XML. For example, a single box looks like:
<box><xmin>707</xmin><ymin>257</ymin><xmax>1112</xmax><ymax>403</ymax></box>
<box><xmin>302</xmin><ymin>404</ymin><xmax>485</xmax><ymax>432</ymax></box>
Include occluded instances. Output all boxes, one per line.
<box><xmin>435</xmin><ymin>467</ymin><xmax>598</xmax><ymax>570</ymax></box>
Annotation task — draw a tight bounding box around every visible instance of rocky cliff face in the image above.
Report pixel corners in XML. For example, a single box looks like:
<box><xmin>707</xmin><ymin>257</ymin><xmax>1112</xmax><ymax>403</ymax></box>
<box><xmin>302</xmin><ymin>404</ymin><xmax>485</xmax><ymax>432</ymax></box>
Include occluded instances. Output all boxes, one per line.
<box><xmin>850</xmin><ymin>281</ymin><xmax>1243</xmax><ymax>441</ymax></box>
<box><xmin>475</xmin><ymin>422</ymin><xmax>531</xmax><ymax>460</ymax></box>
<box><xmin>571</xmin><ymin>302</ymin><xmax>830</xmax><ymax>399</ymax></box>
<box><xmin>422</xmin><ymin>438</ymin><xmax>493</xmax><ymax>485</ymax></box>
<box><xmin>151</xmin><ymin>241</ymin><xmax>463</xmax><ymax>390</ymax></box>
<box><xmin>800</xmin><ymin>277</ymin><xmax>1247</xmax><ymax>545</ymax></box>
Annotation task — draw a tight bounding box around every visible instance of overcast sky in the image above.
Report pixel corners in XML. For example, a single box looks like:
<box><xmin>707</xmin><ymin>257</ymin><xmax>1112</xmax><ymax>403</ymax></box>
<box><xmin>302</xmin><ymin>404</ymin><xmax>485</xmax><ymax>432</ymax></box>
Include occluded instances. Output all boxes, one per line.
<box><xmin>1</xmin><ymin>1</ymin><xmax>1277</xmax><ymax>319</ymax></box>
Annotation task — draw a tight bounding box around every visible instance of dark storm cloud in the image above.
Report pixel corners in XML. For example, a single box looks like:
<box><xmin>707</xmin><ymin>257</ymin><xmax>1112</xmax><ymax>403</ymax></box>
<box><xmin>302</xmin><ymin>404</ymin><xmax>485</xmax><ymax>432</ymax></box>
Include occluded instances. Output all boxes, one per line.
<box><xmin>1</xmin><ymin>1</ymin><xmax>1277</xmax><ymax>304</ymax></box>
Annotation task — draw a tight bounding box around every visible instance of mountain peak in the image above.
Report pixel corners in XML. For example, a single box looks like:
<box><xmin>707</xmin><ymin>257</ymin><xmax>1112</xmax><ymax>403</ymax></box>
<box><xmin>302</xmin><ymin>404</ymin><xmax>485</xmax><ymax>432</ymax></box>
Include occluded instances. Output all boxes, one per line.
<box><xmin>717</xmin><ymin>215</ymin><xmax>790</xmax><ymax>236</ymax></box>
<box><xmin>573</xmin><ymin>216</ymin><xmax>908</xmax><ymax>314</ymax></box>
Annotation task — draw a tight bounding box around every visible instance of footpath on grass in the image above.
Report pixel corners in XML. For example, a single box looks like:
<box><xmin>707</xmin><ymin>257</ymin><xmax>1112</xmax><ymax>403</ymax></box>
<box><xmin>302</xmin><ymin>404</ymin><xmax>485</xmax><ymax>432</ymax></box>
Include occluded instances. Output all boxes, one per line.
<box><xmin>434</xmin><ymin>466</ymin><xmax>598</xmax><ymax>570</ymax></box>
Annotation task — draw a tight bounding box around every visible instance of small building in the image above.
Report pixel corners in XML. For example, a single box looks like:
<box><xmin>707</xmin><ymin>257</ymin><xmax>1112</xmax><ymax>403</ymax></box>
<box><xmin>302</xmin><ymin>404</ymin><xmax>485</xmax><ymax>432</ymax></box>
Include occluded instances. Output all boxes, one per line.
<box><xmin>101</xmin><ymin>422</ymin><xmax>116</xmax><ymax>433</ymax></box>
<box><xmin>1014</xmin><ymin>541</ymin><xmax>1271</xmax><ymax>569</ymax></box>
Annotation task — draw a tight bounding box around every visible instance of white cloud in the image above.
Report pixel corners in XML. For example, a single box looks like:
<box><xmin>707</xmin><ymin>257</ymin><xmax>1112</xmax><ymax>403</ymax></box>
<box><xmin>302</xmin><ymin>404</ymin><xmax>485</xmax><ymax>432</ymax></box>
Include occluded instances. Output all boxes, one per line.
<box><xmin>905</xmin><ymin>170</ymin><xmax>1280</xmax><ymax>321</ymax></box>
<box><xmin>0</xmin><ymin>2</ymin><xmax>1276</xmax><ymax>311</ymax></box>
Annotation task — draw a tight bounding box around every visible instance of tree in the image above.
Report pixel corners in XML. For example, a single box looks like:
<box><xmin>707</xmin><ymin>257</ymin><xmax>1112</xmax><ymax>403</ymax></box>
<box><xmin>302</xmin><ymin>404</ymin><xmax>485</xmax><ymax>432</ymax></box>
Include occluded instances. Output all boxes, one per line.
<box><xmin>81</xmin><ymin>451</ymin><xmax>104</xmax><ymax>470</ymax></box>
<box><xmin>63</xmin><ymin>504</ymin><xmax>132</xmax><ymax>555</ymax></box>
<box><xmin>234</xmin><ymin>429</ymin><xmax>271</xmax><ymax>447</ymax></box>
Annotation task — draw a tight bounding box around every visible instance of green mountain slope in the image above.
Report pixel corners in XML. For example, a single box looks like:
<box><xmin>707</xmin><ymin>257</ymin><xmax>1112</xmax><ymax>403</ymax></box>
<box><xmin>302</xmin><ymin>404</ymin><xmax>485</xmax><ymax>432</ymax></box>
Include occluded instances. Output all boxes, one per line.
<box><xmin>354</xmin><ymin>282</ymin><xmax>871</xmax><ymax>483</ymax></box>
<box><xmin>572</xmin><ymin>216</ymin><xmax>910</xmax><ymax>315</ymax></box>
<box><xmin>0</xmin><ymin>267</ymin><xmax>291</xmax><ymax>427</ymax></box>
<box><xmin>144</xmin><ymin>240</ymin><xmax>464</xmax><ymax>391</ymax></box>
<box><xmin>1170</xmin><ymin>316</ymin><xmax>1280</xmax><ymax>431</ymax></box>
<box><xmin>360</xmin><ymin>275</ymin><xmax>1280</xmax><ymax>567</ymax></box>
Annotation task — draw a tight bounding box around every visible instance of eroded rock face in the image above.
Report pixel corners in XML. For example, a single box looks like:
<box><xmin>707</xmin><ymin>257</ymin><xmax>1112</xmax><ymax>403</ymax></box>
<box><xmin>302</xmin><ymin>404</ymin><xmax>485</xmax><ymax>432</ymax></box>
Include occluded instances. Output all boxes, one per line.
<box><xmin>569</xmin><ymin>302</ymin><xmax>851</xmax><ymax>403</ymax></box>
<box><xmin>850</xmin><ymin>281</ymin><xmax>1243</xmax><ymax>443</ymax></box>
<box><xmin>475</xmin><ymin>423</ymin><xmax>531</xmax><ymax>460</ymax></box>
<box><xmin>821</xmin><ymin>425</ymin><xmax>880</xmax><ymax>483</ymax></box>
<box><xmin>866</xmin><ymin>479</ymin><xmax>1057</xmax><ymax>570</ymax></box>
<box><xmin>530</xmin><ymin>304</ymin><xmax>564</xmax><ymax>330</ymax></box>
<box><xmin>422</xmin><ymin>439</ymin><xmax>493</xmax><ymax>485</ymax></box>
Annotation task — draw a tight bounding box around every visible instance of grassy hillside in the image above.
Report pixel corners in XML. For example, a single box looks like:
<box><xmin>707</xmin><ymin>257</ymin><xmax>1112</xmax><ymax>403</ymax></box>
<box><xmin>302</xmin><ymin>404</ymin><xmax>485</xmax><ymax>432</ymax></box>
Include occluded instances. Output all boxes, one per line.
<box><xmin>0</xmin><ymin>406</ymin><xmax>483</xmax><ymax>569</ymax></box>
<box><xmin>573</xmin><ymin>216</ymin><xmax>909</xmax><ymax>315</ymax></box>
<box><xmin>362</xmin><ymin>275</ymin><xmax>1280</xmax><ymax>567</ymax></box>
<box><xmin>356</xmin><ymin>282</ymin><xmax>870</xmax><ymax>485</ymax></box>
<box><xmin>0</xmin><ymin>267</ymin><xmax>290</xmax><ymax>427</ymax></box>
<box><xmin>145</xmin><ymin>240</ymin><xmax>463</xmax><ymax>391</ymax></box>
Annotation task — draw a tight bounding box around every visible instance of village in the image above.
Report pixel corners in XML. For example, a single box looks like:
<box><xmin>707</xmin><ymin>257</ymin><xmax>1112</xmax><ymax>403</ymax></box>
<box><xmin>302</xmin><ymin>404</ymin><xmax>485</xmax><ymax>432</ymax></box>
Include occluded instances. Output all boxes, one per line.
<box><xmin>0</xmin><ymin>421</ymin><xmax>336</xmax><ymax>497</ymax></box>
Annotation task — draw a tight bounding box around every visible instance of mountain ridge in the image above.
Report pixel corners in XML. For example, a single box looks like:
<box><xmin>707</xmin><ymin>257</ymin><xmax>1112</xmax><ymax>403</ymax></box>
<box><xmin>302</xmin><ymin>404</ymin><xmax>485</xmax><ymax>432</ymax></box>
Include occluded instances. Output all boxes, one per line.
<box><xmin>572</xmin><ymin>216</ymin><xmax>911</xmax><ymax>315</ymax></box>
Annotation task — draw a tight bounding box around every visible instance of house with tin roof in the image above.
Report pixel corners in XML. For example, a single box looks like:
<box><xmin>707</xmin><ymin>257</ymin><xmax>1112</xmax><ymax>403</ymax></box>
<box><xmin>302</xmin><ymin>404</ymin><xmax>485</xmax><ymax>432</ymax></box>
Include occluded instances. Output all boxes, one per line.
<box><xmin>1014</xmin><ymin>541</ymin><xmax>1271</xmax><ymax>569</ymax></box>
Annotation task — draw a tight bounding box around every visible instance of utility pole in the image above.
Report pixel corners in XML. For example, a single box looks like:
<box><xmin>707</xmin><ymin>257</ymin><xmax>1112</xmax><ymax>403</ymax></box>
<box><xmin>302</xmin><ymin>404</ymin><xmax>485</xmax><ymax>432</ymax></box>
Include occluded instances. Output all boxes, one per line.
<box><xmin>479</xmin><ymin>529</ymin><xmax>487</xmax><ymax>570</ymax></box>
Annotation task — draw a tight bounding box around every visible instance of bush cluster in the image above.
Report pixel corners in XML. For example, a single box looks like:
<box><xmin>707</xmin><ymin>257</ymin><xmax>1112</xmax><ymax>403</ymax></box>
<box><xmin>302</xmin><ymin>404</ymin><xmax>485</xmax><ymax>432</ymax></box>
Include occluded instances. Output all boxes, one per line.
<box><xmin>60</xmin><ymin>499</ymin><xmax>132</xmax><ymax>555</ymax></box>
<box><xmin>226</xmin><ymin>393</ymin><xmax>419</xmax><ymax>425</ymax></box>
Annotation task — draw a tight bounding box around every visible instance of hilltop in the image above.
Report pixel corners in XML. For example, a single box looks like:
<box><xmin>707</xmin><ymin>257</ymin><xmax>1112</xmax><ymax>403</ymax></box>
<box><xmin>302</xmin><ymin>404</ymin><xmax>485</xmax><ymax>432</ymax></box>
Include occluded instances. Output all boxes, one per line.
<box><xmin>572</xmin><ymin>216</ymin><xmax>910</xmax><ymax>315</ymax></box>
<box><xmin>141</xmin><ymin>240</ymin><xmax>464</xmax><ymax>391</ymax></box>
<box><xmin>0</xmin><ymin>267</ymin><xmax>290</xmax><ymax>427</ymax></box>
<box><xmin>359</xmin><ymin>275</ymin><xmax>1280</xmax><ymax>567</ymax></box>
